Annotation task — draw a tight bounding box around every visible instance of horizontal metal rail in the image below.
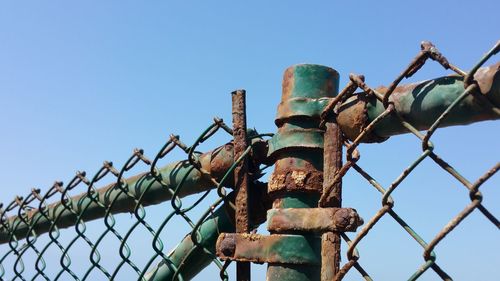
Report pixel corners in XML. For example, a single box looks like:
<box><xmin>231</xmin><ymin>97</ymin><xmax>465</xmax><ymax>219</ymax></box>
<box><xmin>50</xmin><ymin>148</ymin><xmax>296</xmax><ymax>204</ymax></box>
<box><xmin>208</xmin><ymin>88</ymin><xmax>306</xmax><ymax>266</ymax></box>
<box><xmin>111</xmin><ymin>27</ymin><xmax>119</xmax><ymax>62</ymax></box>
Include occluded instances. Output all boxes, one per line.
<box><xmin>0</xmin><ymin>142</ymin><xmax>238</xmax><ymax>244</ymax></box>
<box><xmin>337</xmin><ymin>62</ymin><xmax>500</xmax><ymax>142</ymax></box>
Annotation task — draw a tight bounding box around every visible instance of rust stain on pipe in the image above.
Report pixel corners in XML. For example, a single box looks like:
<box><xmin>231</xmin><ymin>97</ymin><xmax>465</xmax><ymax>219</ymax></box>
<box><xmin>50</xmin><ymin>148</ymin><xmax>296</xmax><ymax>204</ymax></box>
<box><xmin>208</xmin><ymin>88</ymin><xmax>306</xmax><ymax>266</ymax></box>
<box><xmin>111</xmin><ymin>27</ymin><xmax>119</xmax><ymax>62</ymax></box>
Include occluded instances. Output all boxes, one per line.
<box><xmin>337</xmin><ymin>63</ymin><xmax>500</xmax><ymax>142</ymax></box>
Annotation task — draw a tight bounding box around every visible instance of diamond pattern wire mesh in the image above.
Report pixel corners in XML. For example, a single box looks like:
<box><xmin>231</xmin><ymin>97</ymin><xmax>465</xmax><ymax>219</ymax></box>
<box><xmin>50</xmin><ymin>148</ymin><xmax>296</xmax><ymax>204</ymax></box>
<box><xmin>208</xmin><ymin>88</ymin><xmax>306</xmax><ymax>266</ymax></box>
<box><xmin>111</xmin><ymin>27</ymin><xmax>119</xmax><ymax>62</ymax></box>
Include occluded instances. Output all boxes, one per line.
<box><xmin>319</xmin><ymin>41</ymin><xmax>499</xmax><ymax>280</ymax></box>
<box><xmin>0</xmin><ymin>118</ymin><xmax>249</xmax><ymax>281</ymax></box>
<box><xmin>0</xmin><ymin>40</ymin><xmax>498</xmax><ymax>281</ymax></box>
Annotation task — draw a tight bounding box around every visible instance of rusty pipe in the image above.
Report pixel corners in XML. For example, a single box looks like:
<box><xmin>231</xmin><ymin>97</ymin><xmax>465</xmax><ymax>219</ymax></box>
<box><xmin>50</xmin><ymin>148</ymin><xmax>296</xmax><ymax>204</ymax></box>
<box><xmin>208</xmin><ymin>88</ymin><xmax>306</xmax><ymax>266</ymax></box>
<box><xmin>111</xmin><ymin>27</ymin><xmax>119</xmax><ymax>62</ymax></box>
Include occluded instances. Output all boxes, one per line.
<box><xmin>0</xmin><ymin>142</ymin><xmax>240</xmax><ymax>244</ymax></box>
<box><xmin>337</xmin><ymin>62</ymin><xmax>500</xmax><ymax>142</ymax></box>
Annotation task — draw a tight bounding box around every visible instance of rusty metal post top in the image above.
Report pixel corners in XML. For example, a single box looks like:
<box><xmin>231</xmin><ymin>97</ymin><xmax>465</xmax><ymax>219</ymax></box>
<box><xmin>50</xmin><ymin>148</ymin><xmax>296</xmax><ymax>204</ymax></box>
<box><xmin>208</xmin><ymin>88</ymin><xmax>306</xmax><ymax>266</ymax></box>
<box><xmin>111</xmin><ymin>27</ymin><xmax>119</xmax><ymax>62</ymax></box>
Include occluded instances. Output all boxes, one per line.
<box><xmin>282</xmin><ymin>64</ymin><xmax>339</xmax><ymax>99</ymax></box>
<box><xmin>276</xmin><ymin>64</ymin><xmax>340</xmax><ymax>126</ymax></box>
<box><xmin>268</xmin><ymin>64</ymin><xmax>340</xmax><ymax>160</ymax></box>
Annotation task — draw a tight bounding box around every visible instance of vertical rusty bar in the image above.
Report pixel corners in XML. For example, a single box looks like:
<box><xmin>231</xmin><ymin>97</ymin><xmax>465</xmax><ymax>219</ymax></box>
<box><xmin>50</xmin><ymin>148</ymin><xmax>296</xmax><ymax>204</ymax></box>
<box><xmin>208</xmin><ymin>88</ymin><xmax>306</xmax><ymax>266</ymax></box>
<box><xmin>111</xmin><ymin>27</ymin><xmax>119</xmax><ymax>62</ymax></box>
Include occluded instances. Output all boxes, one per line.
<box><xmin>321</xmin><ymin>118</ymin><xmax>343</xmax><ymax>280</ymax></box>
<box><xmin>231</xmin><ymin>89</ymin><xmax>251</xmax><ymax>281</ymax></box>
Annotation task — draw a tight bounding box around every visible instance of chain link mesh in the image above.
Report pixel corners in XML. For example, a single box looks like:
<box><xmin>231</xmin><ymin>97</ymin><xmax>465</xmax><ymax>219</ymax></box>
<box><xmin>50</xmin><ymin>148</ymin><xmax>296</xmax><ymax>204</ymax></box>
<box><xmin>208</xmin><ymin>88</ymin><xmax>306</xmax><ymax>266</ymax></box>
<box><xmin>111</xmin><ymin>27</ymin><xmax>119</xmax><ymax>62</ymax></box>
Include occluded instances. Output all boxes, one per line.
<box><xmin>0</xmin><ymin>40</ymin><xmax>498</xmax><ymax>281</ymax></box>
<box><xmin>320</xmin><ymin>41</ymin><xmax>499</xmax><ymax>280</ymax></box>
<box><xmin>0</xmin><ymin>118</ymin><xmax>251</xmax><ymax>281</ymax></box>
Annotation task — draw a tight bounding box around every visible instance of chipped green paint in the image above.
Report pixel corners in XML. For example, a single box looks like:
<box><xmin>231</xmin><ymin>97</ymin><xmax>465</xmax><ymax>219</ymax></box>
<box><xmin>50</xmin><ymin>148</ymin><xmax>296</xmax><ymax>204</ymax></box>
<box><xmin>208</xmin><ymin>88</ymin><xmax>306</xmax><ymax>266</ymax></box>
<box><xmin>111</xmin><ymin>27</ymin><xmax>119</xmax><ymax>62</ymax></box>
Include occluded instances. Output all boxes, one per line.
<box><xmin>337</xmin><ymin>63</ymin><xmax>500</xmax><ymax>142</ymax></box>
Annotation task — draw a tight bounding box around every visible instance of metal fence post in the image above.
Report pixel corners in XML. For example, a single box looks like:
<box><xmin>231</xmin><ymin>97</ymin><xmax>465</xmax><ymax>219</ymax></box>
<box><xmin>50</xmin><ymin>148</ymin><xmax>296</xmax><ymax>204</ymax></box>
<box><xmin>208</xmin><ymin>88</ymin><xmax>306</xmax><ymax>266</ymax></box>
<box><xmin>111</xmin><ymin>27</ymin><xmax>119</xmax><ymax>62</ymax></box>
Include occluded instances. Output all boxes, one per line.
<box><xmin>266</xmin><ymin>64</ymin><xmax>340</xmax><ymax>281</ymax></box>
<box><xmin>217</xmin><ymin>64</ymin><xmax>362</xmax><ymax>281</ymax></box>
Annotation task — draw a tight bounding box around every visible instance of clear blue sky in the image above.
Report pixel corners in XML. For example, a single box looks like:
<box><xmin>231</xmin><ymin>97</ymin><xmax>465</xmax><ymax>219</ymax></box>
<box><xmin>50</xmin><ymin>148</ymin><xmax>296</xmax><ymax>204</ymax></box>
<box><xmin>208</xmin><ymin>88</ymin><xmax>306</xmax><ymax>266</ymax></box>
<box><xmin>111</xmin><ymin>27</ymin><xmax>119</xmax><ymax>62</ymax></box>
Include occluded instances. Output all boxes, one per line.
<box><xmin>0</xmin><ymin>1</ymin><xmax>498</xmax><ymax>280</ymax></box>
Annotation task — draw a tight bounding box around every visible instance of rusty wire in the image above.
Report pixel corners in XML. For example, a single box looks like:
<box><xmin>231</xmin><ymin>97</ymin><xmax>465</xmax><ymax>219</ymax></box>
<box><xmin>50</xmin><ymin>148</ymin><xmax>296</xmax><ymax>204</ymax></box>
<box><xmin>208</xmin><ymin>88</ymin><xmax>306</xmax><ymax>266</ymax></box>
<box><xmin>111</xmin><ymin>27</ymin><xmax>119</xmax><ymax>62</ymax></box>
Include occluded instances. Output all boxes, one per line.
<box><xmin>320</xmin><ymin>40</ymin><xmax>500</xmax><ymax>280</ymax></box>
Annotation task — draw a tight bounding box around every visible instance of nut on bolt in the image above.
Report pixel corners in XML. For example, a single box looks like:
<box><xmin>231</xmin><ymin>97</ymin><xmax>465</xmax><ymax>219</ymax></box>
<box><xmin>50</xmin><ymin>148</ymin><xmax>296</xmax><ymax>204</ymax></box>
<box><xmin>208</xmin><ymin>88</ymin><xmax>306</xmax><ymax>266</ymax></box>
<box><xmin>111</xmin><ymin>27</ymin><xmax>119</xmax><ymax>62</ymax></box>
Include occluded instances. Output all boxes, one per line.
<box><xmin>333</xmin><ymin>208</ymin><xmax>364</xmax><ymax>231</ymax></box>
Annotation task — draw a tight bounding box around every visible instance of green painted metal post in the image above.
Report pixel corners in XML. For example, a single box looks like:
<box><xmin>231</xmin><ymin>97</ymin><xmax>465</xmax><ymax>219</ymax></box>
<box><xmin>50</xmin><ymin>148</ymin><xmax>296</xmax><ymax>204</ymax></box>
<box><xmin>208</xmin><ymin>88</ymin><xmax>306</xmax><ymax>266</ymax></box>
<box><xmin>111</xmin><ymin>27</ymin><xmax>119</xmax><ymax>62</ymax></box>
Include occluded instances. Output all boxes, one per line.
<box><xmin>266</xmin><ymin>64</ymin><xmax>339</xmax><ymax>281</ymax></box>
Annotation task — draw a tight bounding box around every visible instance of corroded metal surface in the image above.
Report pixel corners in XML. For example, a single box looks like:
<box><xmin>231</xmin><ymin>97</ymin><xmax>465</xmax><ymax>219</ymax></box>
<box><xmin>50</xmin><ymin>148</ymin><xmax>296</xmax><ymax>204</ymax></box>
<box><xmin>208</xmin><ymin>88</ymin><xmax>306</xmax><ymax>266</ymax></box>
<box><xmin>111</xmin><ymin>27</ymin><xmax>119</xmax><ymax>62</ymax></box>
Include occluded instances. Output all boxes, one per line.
<box><xmin>216</xmin><ymin>233</ymin><xmax>321</xmax><ymax>265</ymax></box>
<box><xmin>321</xmin><ymin>109</ymin><xmax>344</xmax><ymax>280</ymax></box>
<box><xmin>232</xmin><ymin>89</ymin><xmax>251</xmax><ymax>281</ymax></box>
<box><xmin>267</xmin><ymin>208</ymin><xmax>362</xmax><ymax>233</ymax></box>
<box><xmin>336</xmin><ymin>62</ymin><xmax>500</xmax><ymax>142</ymax></box>
<box><xmin>267</xmin><ymin>64</ymin><xmax>339</xmax><ymax>161</ymax></box>
<box><xmin>267</xmin><ymin>64</ymin><xmax>339</xmax><ymax>281</ymax></box>
<box><xmin>268</xmin><ymin>159</ymin><xmax>324</xmax><ymax>195</ymax></box>
<box><xmin>275</xmin><ymin>64</ymin><xmax>339</xmax><ymax>125</ymax></box>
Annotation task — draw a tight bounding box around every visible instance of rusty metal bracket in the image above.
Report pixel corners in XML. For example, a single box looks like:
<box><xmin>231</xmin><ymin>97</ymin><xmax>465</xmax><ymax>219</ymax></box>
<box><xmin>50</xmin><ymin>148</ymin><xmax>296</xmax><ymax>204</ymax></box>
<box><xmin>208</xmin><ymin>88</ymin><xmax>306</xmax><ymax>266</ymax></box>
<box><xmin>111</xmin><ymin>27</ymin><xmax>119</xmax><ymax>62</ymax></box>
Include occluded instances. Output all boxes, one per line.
<box><xmin>216</xmin><ymin>233</ymin><xmax>321</xmax><ymax>265</ymax></box>
<box><xmin>267</xmin><ymin>208</ymin><xmax>363</xmax><ymax>233</ymax></box>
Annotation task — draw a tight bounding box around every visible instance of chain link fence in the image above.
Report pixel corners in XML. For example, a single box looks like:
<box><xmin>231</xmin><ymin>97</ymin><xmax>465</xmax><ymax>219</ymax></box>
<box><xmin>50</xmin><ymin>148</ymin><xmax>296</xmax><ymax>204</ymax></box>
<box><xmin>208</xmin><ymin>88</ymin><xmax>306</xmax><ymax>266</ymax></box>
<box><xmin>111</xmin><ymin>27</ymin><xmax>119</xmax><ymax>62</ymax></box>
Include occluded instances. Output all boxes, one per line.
<box><xmin>0</xmin><ymin>118</ymin><xmax>271</xmax><ymax>280</ymax></box>
<box><xmin>0</xmin><ymin>40</ymin><xmax>498</xmax><ymax>281</ymax></box>
<box><xmin>318</xmin><ymin>41</ymin><xmax>499</xmax><ymax>280</ymax></box>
